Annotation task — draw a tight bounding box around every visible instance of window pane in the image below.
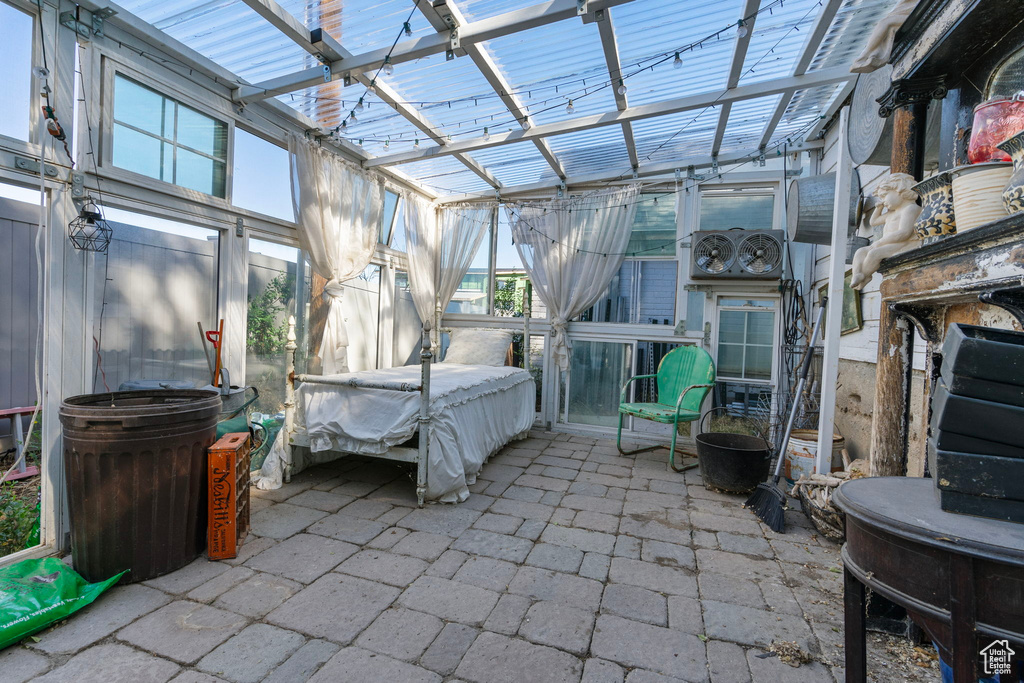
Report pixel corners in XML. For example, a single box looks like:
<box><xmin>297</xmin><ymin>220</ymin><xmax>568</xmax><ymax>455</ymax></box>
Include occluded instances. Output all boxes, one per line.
<box><xmin>714</xmin><ymin>381</ymin><xmax>773</xmax><ymax>418</ymax></box>
<box><xmin>746</xmin><ymin>311</ymin><xmax>774</xmax><ymax>345</ymax></box>
<box><xmin>745</xmin><ymin>345</ymin><xmax>773</xmax><ymax>380</ymax></box>
<box><xmin>393</xmin><ymin>270</ymin><xmax>420</xmax><ymax>366</ymax></box>
<box><xmin>112</xmin><ymin>123</ymin><xmax>165</xmax><ymax>180</ymax></box>
<box><xmin>391</xmin><ymin>200</ymin><xmax>407</xmax><ymax>251</ymax></box>
<box><xmin>233</xmin><ymin>129</ymin><xmax>293</xmax><ymax>220</ymax></box>
<box><xmin>581</xmin><ymin>259</ymin><xmax>675</xmax><ymax>324</ymax></box>
<box><xmin>176</xmin><ymin>104</ymin><xmax>227</xmax><ymax>158</ymax></box>
<box><xmin>0</xmin><ymin>3</ymin><xmax>32</xmax><ymax>141</ymax></box>
<box><xmin>176</xmin><ymin>148</ymin><xmax>217</xmax><ymax>195</ymax></box>
<box><xmin>246</xmin><ymin>239</ymin><xmax>303</xmax><ymax>416</ymax></box>
<box><xmin>718</xmin><ymin>310</ymin><xmax>745</xmax><ymax>343</ymax></box>
<box><xmin>700</xmin><ymin>194</ymin><xmax>774</xmax><ymax>231</ymax></box>
<box><xmin>567</xmin><ymin>340</ymin><xmax>632</xmax><ymax>427</ymax></box>
<box><xmin>718</xmin><ymin>298</ymin><xmax>773</xmax><ymax>308</ymax></box>
<box><xmin>379</xmin><ymin>190</ymin><xmax>399</xmax><ymax>243</ymax></box>
<box><xmin>626</xmin><ymin>194</ymin><xmax>676</xmax><ymax>257</ymax></box>
<box><xmin>114</xmin><ymin>76</ymin><xmax>167</xmax><ymax>137</ymax></box>
<box><xmin>448</xmin><ymin>224</ymin><xmax>491</xmax><ymax>315</ymax></box>
<box><xmin>96</xmin><ymin>213</ymin><xmax>219</xmax><ymax>392</ymax></box>
<box><xmin>717</xmin><ymin>343</ymin><xmax>744</xmax><ymax>377</ymax></box>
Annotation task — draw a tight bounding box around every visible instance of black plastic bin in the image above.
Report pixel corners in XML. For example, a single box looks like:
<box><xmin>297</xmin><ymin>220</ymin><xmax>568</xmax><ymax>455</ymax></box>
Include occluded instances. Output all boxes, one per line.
<box><xmin>59</xmin><ymin>390</ymin><xmax>221</xmax><ymax>583</ymax></box>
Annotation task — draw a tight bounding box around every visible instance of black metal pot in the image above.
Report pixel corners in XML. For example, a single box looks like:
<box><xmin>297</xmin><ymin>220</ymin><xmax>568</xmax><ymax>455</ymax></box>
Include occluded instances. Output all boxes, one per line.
<box><xmin>695</xmin><ymin>409</ymin><xmax>772</xmax><ymax>494</ymax></box>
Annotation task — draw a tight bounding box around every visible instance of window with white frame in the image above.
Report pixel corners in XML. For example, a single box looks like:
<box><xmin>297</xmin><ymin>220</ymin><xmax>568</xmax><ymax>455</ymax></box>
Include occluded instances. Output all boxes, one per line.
<box><xmin>379</xmin><ymin>190</ymin><xmax>399</xmax><ymax>244</ymax></box>
<box><xmin>580</xmin><ymin>194</ymin><xmax>678</xmax><ymax>325</ymax></box>
<box><xmin>112</xmin><ymin>74</ymin><xmax>228</xmax><ymax>197</ymax></box>
<box><xmin>714</xmin><ymin>298</ymin><xmax>776</xmax><ymax>416</ymax></box>
<box><xmin>233</xmin><ymin>129</ymin><xmax>292</xmax><ymax>220</ymax></box>
<box><xmin>699</xmin><ymin>190</ymin><xmax>775</xmax><ymax>231</ymax></box>
<box><xmin>0</xmin><ymin>2</ymin><xmax>33</xmax><ymax>142</ymax></box>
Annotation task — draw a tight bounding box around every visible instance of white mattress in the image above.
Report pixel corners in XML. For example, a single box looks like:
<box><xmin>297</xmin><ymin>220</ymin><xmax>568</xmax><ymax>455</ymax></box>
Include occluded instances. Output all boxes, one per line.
<box><xmin>256</xmin><ymin>364</ymin><xmax>535</xmax><ymax>502</ymax></box>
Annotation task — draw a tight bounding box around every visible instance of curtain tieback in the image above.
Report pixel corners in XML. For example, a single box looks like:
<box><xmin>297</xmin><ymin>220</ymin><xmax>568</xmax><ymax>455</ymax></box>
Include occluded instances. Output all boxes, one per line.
<box><xmin>323</xmin><ymin>278</ymin><xmax>346</xmax><ymax>301</ymax></box>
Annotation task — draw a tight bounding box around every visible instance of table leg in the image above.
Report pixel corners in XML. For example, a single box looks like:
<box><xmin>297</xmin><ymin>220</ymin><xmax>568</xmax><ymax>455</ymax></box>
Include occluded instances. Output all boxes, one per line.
<box><xmin>949</xmin><ymin>554</ymin><xmax>977</xmax><ymax>683</ymax></box>
<box><xmin>845</xmin><ymin>567</ymin><xmax>867</xmax><ymax>683</ymax></box>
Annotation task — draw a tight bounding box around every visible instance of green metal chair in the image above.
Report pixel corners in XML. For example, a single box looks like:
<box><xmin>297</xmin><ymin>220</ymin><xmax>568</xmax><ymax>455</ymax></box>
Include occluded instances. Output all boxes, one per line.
<box><xmin>617</xmin><ymin>345</ymin><xmax>716</xmax><ymax>471</ymax></box>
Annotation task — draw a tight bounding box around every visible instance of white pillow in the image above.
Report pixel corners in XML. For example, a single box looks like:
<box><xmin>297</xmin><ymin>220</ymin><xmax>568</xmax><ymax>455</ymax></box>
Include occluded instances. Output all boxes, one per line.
<box><xmin>442</xmin><ymin>328</ymin><xmax>514</xmax><ymax>366</ymax></box>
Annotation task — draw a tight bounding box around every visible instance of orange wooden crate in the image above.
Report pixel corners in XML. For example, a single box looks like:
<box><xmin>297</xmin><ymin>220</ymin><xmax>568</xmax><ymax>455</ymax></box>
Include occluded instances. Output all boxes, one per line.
<box><xmin>207</xmin><ymin>432</ymin><xmax>251</xmax><ymax>560</ymax></box>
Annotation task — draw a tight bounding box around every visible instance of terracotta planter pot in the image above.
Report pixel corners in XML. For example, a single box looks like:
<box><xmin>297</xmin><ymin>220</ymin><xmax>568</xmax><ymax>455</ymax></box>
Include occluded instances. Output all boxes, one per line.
<box><xmin>997</xmin><ymin>130</ymin><xmax>1024</xmax><ymax>214</ymax></box>
<box><xmin>912</xmin><ymin>172</ymin><xmax>955</xmax><ymax>240</ymax></box>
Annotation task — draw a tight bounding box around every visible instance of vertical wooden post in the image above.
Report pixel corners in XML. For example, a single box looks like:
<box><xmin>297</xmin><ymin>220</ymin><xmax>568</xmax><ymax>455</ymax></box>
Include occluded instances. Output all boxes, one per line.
<box><xmin>816</xmin><ymin>107</ymin><xmax>851</xmax><ymax>474</ymax></box>
<box><xmin>307</xmin><ymin>272</ymin><xmax>328</xmax><ymax>374</ymax></box>
<box><xmin>869</xmin><ymin>100</ymin><xmax>926</xmax><ymax>477</ymax></box>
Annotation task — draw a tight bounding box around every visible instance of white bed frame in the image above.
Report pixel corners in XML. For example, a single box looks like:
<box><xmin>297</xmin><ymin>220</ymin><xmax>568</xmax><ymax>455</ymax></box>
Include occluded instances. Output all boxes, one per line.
<box><xmin>281</xmin><ymin>293</ymin><xmax>532</xmax><ymax>507</ymax></box>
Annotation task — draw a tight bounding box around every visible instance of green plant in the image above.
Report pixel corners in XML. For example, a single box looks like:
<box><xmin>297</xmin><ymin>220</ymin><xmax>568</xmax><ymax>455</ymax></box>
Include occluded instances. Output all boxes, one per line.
<box><xmin>247</xmin><ymin>274</ymin><xmax>294</xmax><ymax>356</ymax></box>
<box><xmin>494</xmin><ymin>278</ymin><xmax>522</xmax><ymax>317</ymax></box>
<box><xmin>0</xmin><ymin>482</ymin><xmax>38</xmax><ymax>556</ymax></box>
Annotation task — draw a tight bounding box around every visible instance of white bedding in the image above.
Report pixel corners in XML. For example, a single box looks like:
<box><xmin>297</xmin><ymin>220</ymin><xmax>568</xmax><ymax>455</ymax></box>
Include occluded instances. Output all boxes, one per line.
<box><xmin>256</xmin><ymin>364</ymin><xmax>535</xmax><ymax>502</ymax></box>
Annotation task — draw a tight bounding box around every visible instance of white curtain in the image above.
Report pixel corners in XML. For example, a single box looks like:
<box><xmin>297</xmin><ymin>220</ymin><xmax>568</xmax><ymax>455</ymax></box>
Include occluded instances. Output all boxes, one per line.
<box><xmin>404</xmin><ymin>192</ymin><xmax>493</xmax><ymax>337</ymax></box>
<box><xmin>289</xmin><ymin>134</ymin><xmax>384</xmax><ymax>374</ymax></box>
<box><xmin>508</xmin><ymin>185</ymin><xmax>640</xmax><ymax>371</ymax></box>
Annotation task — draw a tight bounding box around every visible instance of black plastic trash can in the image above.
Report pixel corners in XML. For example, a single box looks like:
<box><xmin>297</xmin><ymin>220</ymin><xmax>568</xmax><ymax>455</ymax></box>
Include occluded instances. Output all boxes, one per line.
<box><xmin>59</xmin><ymin>390</ymin><xmax>221</xmax><ymax>583</ymax></box>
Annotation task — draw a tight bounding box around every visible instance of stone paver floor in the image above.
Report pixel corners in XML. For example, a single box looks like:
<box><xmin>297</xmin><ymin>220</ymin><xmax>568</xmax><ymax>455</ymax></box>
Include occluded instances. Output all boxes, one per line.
<box><xmin>2</xmin><ymin>431</ymin><xmax>942</xmax><ymax>682</ymax></box>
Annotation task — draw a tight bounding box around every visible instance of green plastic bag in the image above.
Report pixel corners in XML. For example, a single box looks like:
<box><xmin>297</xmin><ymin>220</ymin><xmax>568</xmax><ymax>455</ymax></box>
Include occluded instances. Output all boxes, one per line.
<box><xmin>0</xmin><ymin>558</ymin><xmax>124</xmax><ymax>650</ymax></box>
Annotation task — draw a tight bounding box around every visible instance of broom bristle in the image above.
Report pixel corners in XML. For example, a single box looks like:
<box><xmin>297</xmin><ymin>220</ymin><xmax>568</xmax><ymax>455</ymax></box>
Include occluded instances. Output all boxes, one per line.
<box><xmin>745</xmin><ymin>483</ymin><xmax>786</xmax><ymax>533</ymax></box>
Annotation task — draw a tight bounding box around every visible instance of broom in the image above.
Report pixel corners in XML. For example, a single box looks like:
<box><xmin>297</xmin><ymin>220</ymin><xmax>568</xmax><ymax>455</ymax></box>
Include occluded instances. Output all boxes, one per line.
<box><xmin>745</xmin><ymin>301</ymin><xmax>827</xmax><ymax>533</ymax></box>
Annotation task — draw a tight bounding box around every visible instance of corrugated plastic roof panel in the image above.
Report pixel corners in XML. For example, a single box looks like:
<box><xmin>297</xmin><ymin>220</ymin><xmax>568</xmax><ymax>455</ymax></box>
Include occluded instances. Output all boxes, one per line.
<box><xmin>480</xmin><ymin>17</ymin><xmax>616</xmax><ymax>127</ymax></box>
<box><xmin>112</xmin><ymin>0</ymin><xmax>896</xmax><ymax>196</ymax></box>
<box><xmin>611</xmin><ymin>0</ymin><xmax>739</xmax><ymax>107</ymax></box>
<box><xmin>466</xmin><ymin>143</ymin><xmax>561</xmax><ymax>187</ymax></box>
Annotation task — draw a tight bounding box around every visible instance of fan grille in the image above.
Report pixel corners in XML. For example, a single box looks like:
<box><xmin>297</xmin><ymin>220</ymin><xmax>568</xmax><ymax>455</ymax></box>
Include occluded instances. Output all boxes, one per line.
<box><xmin>693</xmin><ymin>234</ymin><xmax>736</xmax><ymax>274</ymax></box>
<box><xmin>738</xmin><ymin>233</ymin><xmax>782</xmax><ymax>274</ymax></box>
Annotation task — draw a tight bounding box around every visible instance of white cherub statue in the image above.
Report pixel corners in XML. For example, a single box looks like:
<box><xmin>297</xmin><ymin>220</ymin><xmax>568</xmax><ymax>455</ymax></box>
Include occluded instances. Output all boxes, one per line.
<box><xmin>850</xmin><ymin>0</ymin><xmax>920</xmax><ymax>74</ymax></box>
<box><xmin>850</xmin><ymin>172</ymin><xmax>922</xmax><ymax>290</ymax></box>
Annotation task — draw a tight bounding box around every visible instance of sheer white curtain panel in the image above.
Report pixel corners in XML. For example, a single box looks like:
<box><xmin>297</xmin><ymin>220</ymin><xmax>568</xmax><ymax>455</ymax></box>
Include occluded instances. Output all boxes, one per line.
<box><xmin>403</xmin><ymin>193</ymin><xmax>493</xmax><ymax>341</ymax></box>
<box><xmin>508</xmin><ymin>185</ymin><xmax>640</xmax><ymax>371</ymax></box>
<box><xmin>288</xmin><ymin>133</ymin><xmax>384</xmax><ymax>374</ymax></box>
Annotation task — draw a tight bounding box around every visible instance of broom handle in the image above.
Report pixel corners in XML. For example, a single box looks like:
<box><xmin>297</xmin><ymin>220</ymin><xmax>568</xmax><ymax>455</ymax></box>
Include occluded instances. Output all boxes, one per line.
<box><xmin>773</xmin><ymin>302</ymin><xmax>827</xmax><ymax>483</ymax></box>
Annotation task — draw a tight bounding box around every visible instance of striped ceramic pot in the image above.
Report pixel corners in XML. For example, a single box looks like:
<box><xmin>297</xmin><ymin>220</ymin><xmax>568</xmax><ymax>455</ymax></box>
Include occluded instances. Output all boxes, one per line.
<box><xmin>997</xmin><ymin>131</ymin><xmax>1024</xmax><ymax>214</ymax></box>
<box><xmin>912</xmin><ymin>172</ymin><xmax>956</xmax><ymax>240</ymax></box>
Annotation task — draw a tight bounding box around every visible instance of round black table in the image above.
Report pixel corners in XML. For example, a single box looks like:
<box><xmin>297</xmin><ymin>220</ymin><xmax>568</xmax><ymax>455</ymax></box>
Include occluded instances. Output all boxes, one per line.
<box><xmin>834</xmin><ymin>477</ymin><xmax>1024</xmax><ymax>682</ymax></box>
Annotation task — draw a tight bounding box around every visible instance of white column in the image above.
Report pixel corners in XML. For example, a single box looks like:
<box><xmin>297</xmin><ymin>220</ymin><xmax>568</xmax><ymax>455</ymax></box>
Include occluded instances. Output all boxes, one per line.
<box><xmin>815</xmin><ymin>106</ymin><xmax>851</xmax><ymax>474</ymax></box>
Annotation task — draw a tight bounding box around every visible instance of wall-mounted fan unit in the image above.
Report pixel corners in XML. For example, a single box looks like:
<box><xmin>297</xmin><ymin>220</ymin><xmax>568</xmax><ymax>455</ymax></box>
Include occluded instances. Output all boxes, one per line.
<box><xmin>690</xmin><ymin>229</ymin><xmax>784</xmax><ymax>280</ymax></box>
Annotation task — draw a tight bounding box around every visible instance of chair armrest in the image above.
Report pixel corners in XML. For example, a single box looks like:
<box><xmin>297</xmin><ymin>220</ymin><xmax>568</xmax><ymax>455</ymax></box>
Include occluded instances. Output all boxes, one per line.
<box><xmin>674</xmin><ymin>384</ymin><xmax>716</xmax><ymax>412</ymax></box>
<box><xmin>620</xmin><ymin>374</ymin><xmax>658</xmax><ymax>403</ymax></box>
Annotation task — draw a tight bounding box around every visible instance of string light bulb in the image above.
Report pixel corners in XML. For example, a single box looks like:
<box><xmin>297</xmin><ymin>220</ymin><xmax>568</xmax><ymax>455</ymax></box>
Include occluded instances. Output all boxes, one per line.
<box><xmin>414</xmin><ymin>138</ymin><xmax>420</xmax><ymax>148</ymax></box>
<box><xmin>483</xmin><ymin>127</ymin><xmax>490</xmax><ymax>141</ymax></box>
<box><xmin>617</xmin><ymin>79</ymin><xmax>627</xmax><ymax>95</ymax></box>
<box><xmin>355</xmin><ymin>98</ymin><xmax>364</xmax><ymax>112</ymax></box>
<box><xmin>367</xmin><ymin>80</ymin><xmax>377</xmax><ymax>95</ymax></box>
<box><xmin>673</xmin><ymin>52</ymin><xmax>682</xmax><ymax>69</ymax></box>
<box><xmin>349</xmin><ymin>110</ymin><xmax>357</xmax><ymax>122</ymax></box>
<box><xmin>736</xmin><ymin>19</ymin><xmax>748</xmax><ymax>38</ymax></box>
<box><xmin>566</xmin><ymin>99</ymin><xmax>575</xmax><ymax>114</ymax></box>
<box><xmin>403</xmin><ymin>21</ymin><xmax>412</xmax><ymax>38</ymax></box>
<box><xmin>384</xmin><ymin>137</ymin><xmax>390</xmax><ymax>150</ymax></box>
<box><xmin>383</xmin><ymin>57</ymin><xmax>394</xmax><ymax>77</ymax></box>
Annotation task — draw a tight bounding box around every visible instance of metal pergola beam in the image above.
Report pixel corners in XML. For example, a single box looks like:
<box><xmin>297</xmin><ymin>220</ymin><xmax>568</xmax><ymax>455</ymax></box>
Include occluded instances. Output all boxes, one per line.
<box><xmin>234</xmin><ymin>0</ymin><xmax>637</xmax><ymax>103</ymax></box>
<box><xmin>758</xmin><ymin>0</ymin><xmax>842</xmax><ymax>149</ymax></box>
<box><xmin>365</xmin><ymin>67</ymin><xmax>851</xmax><ymax>168</ymax></box>
<box><xmin>712</xmin><ymin>0</ymin><xmax>760</xmax><ymax>156</ymax></box>
<box><xmin>241</xmin><ymin>0</ymin><xmax>501</xmax><ymax>188</ymax></box>
<box><xmin>596</xmin><ymin>10</ymin><xmax>638</xmax><ymax>169</ymax></box>
<box><xmin>417</xmin><ymin>0</ymin><xmax>566</xmax><ymax>180</ymax></box>
<box><xmin>436</xmin><ymin>138</ymin><xmax>823</xmax><ymax>203</ymax></box>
